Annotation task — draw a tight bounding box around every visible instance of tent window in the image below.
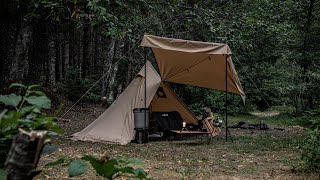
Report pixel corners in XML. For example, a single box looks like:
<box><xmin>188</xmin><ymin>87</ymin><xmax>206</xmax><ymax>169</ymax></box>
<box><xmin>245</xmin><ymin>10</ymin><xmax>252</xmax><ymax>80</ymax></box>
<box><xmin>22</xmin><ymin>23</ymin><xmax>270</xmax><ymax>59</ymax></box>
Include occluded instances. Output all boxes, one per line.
<box><xmin>156</xmin><ymin>87</ymin><xmax>167</xmax><ymax>98</ymax></box>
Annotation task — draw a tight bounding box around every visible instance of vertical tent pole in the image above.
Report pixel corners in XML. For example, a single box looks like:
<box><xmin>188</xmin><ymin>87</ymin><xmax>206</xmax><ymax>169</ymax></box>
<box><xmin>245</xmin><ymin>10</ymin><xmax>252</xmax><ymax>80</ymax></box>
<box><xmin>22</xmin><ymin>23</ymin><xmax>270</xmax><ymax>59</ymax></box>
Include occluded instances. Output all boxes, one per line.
<box><xmin>225</xmin><ymin>55</ymin><xmax>228</xmax><ymax>142</ymax></box>
<box><xmin>144</xmin><ymin>52</ymin><xmax>147</xmax><ymax>143</ymax></box>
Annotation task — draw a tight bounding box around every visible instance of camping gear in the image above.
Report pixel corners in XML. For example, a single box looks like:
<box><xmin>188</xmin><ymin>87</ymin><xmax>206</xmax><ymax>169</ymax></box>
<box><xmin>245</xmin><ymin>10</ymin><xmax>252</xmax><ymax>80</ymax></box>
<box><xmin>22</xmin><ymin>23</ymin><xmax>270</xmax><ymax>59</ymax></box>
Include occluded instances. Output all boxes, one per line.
<box><xmin>72</xmin><ymin>35</ymin><xmax>245</xmax><ymax>145</ymax></box>
<box><xmin>133</xmin><ymin>108</ymin><xmax>149</xmax><ymax>129</ymax></box>
<box><xmin>133</xmin><ymin>108</ymin><xmax>149</xmax><ymax>144</ymax></box>
<box><xmin>135</xmin><ymin>129</ymin><xmax>148</xmax><ymax>144</ymax></box>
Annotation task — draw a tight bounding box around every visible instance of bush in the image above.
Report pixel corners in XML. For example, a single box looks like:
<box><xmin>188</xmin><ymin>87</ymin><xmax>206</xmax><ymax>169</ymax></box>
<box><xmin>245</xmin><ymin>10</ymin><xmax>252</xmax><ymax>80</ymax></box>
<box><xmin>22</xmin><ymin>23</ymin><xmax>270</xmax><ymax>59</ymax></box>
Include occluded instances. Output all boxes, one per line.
<box><xmin>301</xmin><ymin>128</ymin><xmax>320</xmax><ymax>172</ymax></box>
<box><xmin>0</xmin><ymin>83</ymin><xmax>61</xmax><ymax>166</ymax></box>
<box><xmin>63</xmin><ymin>67</ymin><xmax>101</xmax><ymax>103</ymax></box>
<box><xmin>300</xmin><ymin>107</ymin><xmax>320</xmax><ymax>172</ymax></box>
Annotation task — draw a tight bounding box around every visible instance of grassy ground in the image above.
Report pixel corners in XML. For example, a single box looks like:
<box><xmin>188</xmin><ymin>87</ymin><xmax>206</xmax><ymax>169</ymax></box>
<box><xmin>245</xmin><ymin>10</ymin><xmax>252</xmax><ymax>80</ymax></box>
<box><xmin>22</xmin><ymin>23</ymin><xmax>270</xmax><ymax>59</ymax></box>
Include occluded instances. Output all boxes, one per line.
<box><xmin>35</xmin><ymin>104</ymin><xmax>319</xmax><ymax>179</ymax></box>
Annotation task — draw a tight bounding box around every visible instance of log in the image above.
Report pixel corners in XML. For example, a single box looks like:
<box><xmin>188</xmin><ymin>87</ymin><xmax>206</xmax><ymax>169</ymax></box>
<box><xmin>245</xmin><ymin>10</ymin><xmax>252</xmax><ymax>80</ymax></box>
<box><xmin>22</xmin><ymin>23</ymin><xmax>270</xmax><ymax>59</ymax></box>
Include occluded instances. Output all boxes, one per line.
<box><xmin>5</xmin><ymin>129</ymin><xmax>47</xmax><ymax>180</ymax></box>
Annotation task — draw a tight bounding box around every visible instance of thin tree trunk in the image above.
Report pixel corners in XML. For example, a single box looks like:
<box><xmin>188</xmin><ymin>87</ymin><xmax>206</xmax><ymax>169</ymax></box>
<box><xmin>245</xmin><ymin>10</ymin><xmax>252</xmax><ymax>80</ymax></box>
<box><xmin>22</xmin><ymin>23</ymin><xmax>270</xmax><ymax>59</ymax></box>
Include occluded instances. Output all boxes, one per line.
<box><xmin>57</xmin><ymin>33</ymin><xmax>63</xmax><ymax>81</ymax></box>
<box><xmin>83</xmin><ymin>22</ymin><xmax>93</xmax><ymax>76</ymax></box>
<box><xmin>78</xmin><ymin>25</ymin><xmax>84</xmax><ymax>79</ymax></box>
<box><xmin>107</xmin><ymin>63</ymin><xmax>119</xmax><ymax>101</ymax></box>
<box><xmin>63</xmin><ymin>33</ymin><xmax>70</xmax><ymax>78</ymax></box>
<box><xmin>48</xmin><ymin>34</ymin><xmax>56</xmax><ymax>88</ymax></box>
<box><xmin>94</xmin><ymin>32</ymin><xmax>103</xmax><ymax>75</ymax></box>
<box><xmin>10</xmin><ymin>20</ymin><xmax>32</xmax><ymax>81</ymax></box>
<box><xmin>101</xmin><ymin>37</ymin><xmax>116</xmax><ymax>97</ymax></box>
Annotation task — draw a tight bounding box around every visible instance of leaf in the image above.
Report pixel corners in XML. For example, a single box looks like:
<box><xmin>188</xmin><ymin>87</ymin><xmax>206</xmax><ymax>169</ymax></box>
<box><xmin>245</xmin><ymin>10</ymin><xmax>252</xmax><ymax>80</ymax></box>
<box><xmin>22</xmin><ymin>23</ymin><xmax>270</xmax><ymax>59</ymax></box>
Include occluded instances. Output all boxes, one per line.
<box><xmin>102</xmin><ymin>159</ymin><xmax>119</xmax><ymax>179</ymax></box>
<box><xmin>25</xmin><ymin>96</ymin><xmax>51</xmax><ymax>109</ymax></box>
<box><xmin>118</xmin><ymin>167</ymin><xmax>134</xmax><ymax>174</ymax></box>
<box><xmin>42</xmin><ymin>145</ymin><xmax>59</xmax><ymax>154</ymax></box>
<box><xmin>0</xmin><ymin>94</ymin><xmax>22</xmax><ymax>107</ymax></box>
<box><xmin>0</xmin><ymin>169</ymin><xmax>7</xmax><ymax>180</ymax></box>
<box><xmin>0</xmin><ymin>110</ymin><xmax>8</xmax><ymax>120</ymax></box>
<box><xmin>47</xmin><ymin>131</ymin><xmax>59</xmax><ymax>137</ymax></box>
<box><xmin>9</xmin><ymin>83</ymin><xmax>25</xmax><ymax>89</ymax></box>
<box><xmin>82</xmin><ymin>155</ymin><xmax>105</xmax><ymax>175</ymax></box>
<box><xmin>133</xmin><ymin>168</ymin><xmax>148</xmax><ymax>179</ymax></box>
<box><xmin>31</xmin><ymin>91</ymin><xmax>46</xmax><ymax>96</ymax></box>
<box><xmin>27</xmin><ymin>84</ymin><xmax>41</xmax><ymax>90</ymax></box>
<box><xmin>127</xmin><ymin>158</ymin><xmax>145</xmax><ymax>165</ymax></box>
<box><xmin>20</xmin><ymin>106</ymin><xmax>36</xmax><ymax>115</ymax></box>
<box><xmin>68</xmin><ymin>160</ymin><xmax>88</xmax><ymax>177</ymax></box>
<box><xmin>82</xmin><ymin>155</ymin><xmax>118</xmax><ymax>178</ymax></box>
<box><xmin>45</xmin><ymin>157</ymin><xmax>69</xmax><ymax>167</ymax></box>
<box><xmin>0</xmin><ymin>111</ymin><xmax>20</xmax><ymax>132</ymax></box>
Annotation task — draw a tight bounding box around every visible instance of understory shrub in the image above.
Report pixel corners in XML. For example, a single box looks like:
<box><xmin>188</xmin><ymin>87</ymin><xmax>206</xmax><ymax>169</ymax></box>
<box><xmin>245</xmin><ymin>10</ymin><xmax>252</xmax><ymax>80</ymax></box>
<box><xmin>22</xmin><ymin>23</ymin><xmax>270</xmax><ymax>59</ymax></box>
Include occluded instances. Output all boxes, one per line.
<box><xmin>301</xmin><ymin>128</ymin><xmax>320</xmax><ymax>172</ymax></box>
<box><xmin>0</xmin><ymin>83</ymin><xmax>61</xmax><ymax>167</ymax></box>
<box><xmin>300</xmin><ymin>107</ymin><xmax>320</xmax><ymax>172</ymax></box>
<box><xmin>63</xmin><ymin>67</ymin><xmax>101</xmax><ymax>103</ymax></box>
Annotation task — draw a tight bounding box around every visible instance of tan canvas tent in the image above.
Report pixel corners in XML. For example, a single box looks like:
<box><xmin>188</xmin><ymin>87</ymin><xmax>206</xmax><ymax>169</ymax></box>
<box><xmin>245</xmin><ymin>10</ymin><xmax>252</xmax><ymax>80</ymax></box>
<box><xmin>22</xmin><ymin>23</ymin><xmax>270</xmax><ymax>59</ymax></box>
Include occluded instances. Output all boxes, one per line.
<box><xmin>72</xmin><ymin>61</ymin><xmax>197</xmax><ymax>145</ymax></box>
<box><xmin>140</xmin><ymin>35</ymin><xmax>245</xmax><ymax>101</ymax></box>
<box><xmin>73</xmin><ymin>35</ymin><xmax>245</xmax><ymax>145</ymax></box>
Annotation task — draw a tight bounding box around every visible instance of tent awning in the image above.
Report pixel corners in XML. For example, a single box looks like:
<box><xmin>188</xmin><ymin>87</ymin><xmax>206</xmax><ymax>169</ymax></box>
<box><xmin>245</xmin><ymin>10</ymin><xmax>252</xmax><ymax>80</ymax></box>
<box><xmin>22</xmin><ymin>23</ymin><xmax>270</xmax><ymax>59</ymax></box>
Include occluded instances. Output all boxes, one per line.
<box><xmin>140</xmin><ymin>35</ymin><xmax>245</xmax><ymax>101</ymax></box>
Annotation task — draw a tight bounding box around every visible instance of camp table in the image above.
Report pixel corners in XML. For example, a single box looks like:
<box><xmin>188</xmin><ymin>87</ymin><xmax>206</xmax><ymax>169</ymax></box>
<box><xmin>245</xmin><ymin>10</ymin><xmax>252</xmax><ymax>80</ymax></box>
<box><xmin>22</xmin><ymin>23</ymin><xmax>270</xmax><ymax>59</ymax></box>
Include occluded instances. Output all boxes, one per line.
<box><xmin>170</xmin><ymin>130</ymin><xmax>211</xmax><ymax>144</ymax></box>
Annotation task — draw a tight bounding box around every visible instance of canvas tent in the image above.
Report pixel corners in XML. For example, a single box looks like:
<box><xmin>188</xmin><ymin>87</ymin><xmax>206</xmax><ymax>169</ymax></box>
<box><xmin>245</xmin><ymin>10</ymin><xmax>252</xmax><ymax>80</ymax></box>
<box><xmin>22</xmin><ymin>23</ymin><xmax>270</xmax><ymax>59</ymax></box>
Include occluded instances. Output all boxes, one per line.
<box><xmin>73</xmin><ymin>35</ymin><xmax>245</xmax><ymax>145</ymax></box>
<box><xmin>72</xmin><ymin>61</ymin><xmax>198</xmax><ymax>145</ymax></box>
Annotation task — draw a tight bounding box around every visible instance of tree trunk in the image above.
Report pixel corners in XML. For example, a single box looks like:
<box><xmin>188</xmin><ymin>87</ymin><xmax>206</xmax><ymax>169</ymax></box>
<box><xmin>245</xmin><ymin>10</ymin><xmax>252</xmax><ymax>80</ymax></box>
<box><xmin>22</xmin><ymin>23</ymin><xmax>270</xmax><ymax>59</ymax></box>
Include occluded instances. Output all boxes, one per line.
<box><xmin>9</xmin><ymin>20</ymin><xmax>32</xmax><ymax>82</ymax></box>
<box><xmin>83</xmin><ymin>22</ymin><xmax>94</xmax><ymax>76</ymax></box>
<box><xmin>78</xmin><ymin>25</ymin><xmax>84</xmax><ymax>79</ymax></box>
<box><xmin>94</xmin><ymin>32</ymin><xmax>103</xmax><ymax>75</ymax></box>
<box><xmin>63</xmin><ymin>33</ymin><xmax>70</xmax><ymax>79</ymax></box>
<box><xmin>101</xmin><ymin>37</ymin><xmax>116</xmax><ymax>97</ymax></box>
<box><xmin>47</xmin><ymin>34</ymin><xmax>56</xmax><ymax>88</ymax></box>
<box><xmin>107</xmin><ymin>63</ymin><xmax>119</xmax><ymax>101</ymax></box>
<box><xmin>56</xmin><ymin>33</ymin><xmax>63</xmax><ymax>81</ymax></box>
<box><xmin>5</xmin><ymin>129</ymin><xmax>47</xmax><ymax>180</ymax></box>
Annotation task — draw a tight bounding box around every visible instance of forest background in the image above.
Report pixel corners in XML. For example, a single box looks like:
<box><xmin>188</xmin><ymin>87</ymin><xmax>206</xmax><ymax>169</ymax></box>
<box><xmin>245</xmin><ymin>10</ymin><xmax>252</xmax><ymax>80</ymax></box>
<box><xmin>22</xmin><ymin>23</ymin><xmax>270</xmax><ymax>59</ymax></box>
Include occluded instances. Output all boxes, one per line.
<box><xmin>1</xmin><ymin>0</ymin><xmax>320</xmax><ymax>116</ymax></box>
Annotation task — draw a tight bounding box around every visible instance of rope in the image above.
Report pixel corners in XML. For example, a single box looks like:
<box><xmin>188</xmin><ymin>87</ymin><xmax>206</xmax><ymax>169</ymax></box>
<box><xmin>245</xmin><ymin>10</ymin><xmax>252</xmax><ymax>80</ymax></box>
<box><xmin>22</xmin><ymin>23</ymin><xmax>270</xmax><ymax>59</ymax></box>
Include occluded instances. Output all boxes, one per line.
<box><xmin>232</xmin><ymin>54</ymin><xmax>271</xmax><ymax>108</ymax></box>
<box><xmin>58</xmin><ymin>37</ymin><xmax>142</xmax><ymax>121</ymax></box>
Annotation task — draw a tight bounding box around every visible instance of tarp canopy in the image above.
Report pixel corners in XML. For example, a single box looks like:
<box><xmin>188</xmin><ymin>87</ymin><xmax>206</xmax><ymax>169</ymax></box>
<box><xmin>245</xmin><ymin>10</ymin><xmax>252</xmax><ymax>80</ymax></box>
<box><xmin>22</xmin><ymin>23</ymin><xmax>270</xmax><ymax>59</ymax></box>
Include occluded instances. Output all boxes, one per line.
<box><xmin>72</xmin><ymin>61</ymin><xmax>197</xmax><ymax>145</ymax></box>
<box><xmin>141</xmin><ymin>35</ymin><xmax>245</xmax><ymax>101</ymax></box>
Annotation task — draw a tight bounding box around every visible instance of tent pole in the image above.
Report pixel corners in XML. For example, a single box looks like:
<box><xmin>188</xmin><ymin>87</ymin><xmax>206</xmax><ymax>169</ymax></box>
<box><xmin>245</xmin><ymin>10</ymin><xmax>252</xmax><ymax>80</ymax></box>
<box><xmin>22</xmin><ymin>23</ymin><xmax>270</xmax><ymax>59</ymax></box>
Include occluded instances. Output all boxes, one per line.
<box><xmin>225</xmin><ymin>55</ymin><xmax>228</xmax><ymax>142</ymax></box>
<box><xmin>144</xmin><ymin>51</ymin><xmax>147</xmax><ymax>143</ymax></box>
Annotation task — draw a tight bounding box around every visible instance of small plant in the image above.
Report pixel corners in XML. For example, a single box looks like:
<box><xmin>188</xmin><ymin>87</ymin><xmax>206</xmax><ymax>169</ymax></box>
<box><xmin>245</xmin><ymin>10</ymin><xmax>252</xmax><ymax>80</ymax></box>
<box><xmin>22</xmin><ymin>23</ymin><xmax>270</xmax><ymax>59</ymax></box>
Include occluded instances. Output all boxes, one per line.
<box><xmin>46</xmin><ymin>153</ymin><xmax>150</xmax><ymax>179</ymax></box>
<box><xmin>0</xmin><ymin>83</ymin><xmax>61</xmax><ymax>166</ymax></box>
<box><xmin>301</xmin><ymin>128</ymin><xmax>320</xmax><ymax>172</ymax></box>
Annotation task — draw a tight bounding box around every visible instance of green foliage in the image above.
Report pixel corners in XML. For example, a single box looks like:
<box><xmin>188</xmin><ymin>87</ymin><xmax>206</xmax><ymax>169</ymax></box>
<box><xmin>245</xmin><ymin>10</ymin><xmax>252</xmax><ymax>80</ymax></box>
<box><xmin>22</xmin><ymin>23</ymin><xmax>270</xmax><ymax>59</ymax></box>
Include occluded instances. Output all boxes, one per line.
<box><xmin>301</xmin><ymin>128</ymin><xmax>320</xmax><ymax>172</ymax></box>
<box><xmin>0</xmin><ymin>83</ymin><xmax>61</xmax><ymax>166</ymax></box>
<box><xmin>0</xmin><ymin>168</ymin><xmax>7</xmax><ymax>180</ymax></box>
<box><xmin>82</xmin><ymin>155</ymin><xmax>149</xmax><ymax>179</ymax></box>
<box><xmin>68</xmin><ymin>160</ymin><xmax>89</xmax><ymax>177</ymax></box>
<box><xmin>45</xmin><ymin>156</ymin><xmax>70</xmax><ymax>167</ymax></box>
<box><xmin>47</xmin><ymin>154</ymin><xmax>150</xmax><ymax>179</ymax></box>
<box><xmin>63</xmin><ymin>67</ymin><xmax>101</xmax><ymax>103</ymax></box>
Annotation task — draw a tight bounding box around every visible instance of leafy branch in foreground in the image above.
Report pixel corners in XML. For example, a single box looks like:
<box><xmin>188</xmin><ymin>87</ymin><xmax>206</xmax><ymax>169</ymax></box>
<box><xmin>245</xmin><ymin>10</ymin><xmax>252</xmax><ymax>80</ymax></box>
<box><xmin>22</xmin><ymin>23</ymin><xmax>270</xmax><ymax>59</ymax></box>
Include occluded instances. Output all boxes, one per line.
<box><xmin>0</xmin><ymin>83</ymin><xmax>62</xmax><ymax>166</ymax></box>
<box><xmin>46</xmin><ymin>152</ymin><xmax>150</xmax><ymax>179</ymax></box>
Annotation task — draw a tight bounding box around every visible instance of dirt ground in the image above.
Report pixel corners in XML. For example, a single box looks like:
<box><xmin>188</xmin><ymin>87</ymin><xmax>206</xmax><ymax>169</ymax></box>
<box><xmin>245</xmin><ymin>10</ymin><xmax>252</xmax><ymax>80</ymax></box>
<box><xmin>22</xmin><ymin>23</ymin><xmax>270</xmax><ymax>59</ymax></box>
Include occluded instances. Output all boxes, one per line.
<box><xmin>35</xmin><ymin>104</ymin><xmax>318</xmax><ymax>180</ymax></box>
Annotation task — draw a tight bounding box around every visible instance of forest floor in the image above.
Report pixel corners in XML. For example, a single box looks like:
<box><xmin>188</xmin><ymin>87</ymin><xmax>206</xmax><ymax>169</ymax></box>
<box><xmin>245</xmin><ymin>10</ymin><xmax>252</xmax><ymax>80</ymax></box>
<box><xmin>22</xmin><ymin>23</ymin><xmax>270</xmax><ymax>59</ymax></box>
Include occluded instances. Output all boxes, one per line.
<box><xmin>35</xmin><ymin>103</ymin><xmax>318</xmax><ymax>180</ymax></box>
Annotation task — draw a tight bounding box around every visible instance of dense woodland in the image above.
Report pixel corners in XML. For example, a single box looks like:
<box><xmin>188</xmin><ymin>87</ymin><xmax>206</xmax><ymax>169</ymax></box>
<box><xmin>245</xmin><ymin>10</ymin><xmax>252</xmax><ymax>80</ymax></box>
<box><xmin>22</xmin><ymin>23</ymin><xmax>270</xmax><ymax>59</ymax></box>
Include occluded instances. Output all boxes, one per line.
<box><xmin>1</xmin><ymin>0</ymin><xmax>320</xmax><ymax>115</ymax></box>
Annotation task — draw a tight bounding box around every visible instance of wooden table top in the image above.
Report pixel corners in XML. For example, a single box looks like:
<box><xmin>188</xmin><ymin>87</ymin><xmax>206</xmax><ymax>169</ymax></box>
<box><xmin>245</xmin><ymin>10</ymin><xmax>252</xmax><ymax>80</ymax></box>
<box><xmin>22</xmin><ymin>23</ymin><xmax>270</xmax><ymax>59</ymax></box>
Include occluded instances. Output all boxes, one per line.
<box><xmin>170</xmin><ymin>130</ymin><xmax>210</xmax><ymax>134</ymax></box>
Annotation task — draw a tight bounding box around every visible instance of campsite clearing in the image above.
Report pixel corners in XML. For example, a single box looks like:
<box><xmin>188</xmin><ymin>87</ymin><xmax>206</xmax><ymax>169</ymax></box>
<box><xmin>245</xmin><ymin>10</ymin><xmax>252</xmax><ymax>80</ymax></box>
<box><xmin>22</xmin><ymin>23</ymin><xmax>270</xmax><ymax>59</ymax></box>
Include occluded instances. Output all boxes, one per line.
<box><xmin>35</xmin><ymin>104</ymin><xmax>317</xmax><ymax>180</ymax></box>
